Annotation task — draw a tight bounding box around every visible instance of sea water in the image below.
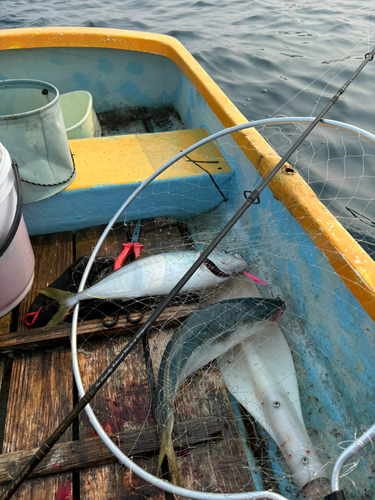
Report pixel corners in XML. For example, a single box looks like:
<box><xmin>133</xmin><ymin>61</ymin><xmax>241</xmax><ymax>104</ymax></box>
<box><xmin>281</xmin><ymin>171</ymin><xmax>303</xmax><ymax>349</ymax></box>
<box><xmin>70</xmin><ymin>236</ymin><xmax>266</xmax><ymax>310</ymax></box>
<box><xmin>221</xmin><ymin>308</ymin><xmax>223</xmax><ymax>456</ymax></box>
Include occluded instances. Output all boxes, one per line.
<box><xmin>0</xmin><ymin>0</ymin><xmax>374</xmax><ymax>245</ymax></box>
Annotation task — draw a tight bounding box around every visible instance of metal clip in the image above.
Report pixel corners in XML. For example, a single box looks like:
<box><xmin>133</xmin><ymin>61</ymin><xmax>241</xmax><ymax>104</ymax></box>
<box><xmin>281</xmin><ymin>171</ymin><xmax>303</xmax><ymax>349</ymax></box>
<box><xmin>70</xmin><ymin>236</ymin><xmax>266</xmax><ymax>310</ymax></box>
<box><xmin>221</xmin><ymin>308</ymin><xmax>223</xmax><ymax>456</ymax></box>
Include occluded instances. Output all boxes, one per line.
<box><xmin>102</xmin><ymin>312</ymin><xmax>119</xmax><ymax>328</ymax></box>
<box><xmin>243</xmin><ymin>190</ymin><xmax>260</xmax><ymax>204</ymax></box>
<box><xmin>126</xmin><ymin>310</ymin><xmax>144</xmax><ymax>325</ymax></box>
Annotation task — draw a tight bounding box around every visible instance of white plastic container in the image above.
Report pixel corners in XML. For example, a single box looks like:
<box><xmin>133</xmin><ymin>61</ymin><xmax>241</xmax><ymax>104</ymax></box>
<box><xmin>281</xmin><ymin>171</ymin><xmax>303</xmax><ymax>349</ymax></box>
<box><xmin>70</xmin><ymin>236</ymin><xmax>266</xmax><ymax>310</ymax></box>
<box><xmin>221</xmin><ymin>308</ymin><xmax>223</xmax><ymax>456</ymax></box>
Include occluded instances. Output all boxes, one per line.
<box><xmin>59</xmin><ymin>90</ymin><xmax>101</xmax><ymax>140</ymax></box>
<box><xmin>0</xmin><ymin>143</ymin><xmax>34</xmax><ymax>317</ymax></box>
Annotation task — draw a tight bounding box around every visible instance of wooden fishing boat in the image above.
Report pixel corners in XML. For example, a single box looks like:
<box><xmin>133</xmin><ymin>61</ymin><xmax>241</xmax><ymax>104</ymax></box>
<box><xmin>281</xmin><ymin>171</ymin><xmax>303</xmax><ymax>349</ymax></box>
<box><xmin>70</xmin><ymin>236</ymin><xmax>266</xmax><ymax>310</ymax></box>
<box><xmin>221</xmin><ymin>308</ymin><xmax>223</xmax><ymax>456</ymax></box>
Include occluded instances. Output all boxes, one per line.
<box><xmin>0</xmin><ymin>27</ymin><xmax>374</xmax><ymax>500</ymax></box>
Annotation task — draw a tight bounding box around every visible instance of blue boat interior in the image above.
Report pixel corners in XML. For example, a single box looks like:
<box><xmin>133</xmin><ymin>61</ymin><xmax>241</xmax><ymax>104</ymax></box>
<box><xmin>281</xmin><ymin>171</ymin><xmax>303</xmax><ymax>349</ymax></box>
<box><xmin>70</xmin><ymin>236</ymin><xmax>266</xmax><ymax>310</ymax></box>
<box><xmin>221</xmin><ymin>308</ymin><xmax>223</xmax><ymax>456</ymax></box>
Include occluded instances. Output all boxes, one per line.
<box><xmin>0</xmin><ymin>45</ymin><xmax>374</xmax><ymax>498</ymax></box>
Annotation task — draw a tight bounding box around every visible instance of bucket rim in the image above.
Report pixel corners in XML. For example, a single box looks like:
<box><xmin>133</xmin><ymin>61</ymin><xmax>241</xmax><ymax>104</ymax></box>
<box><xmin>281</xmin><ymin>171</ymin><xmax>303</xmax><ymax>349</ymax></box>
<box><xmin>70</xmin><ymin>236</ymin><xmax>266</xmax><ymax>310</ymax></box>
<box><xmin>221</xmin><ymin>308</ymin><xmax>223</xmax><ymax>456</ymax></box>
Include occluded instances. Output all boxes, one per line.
<box><xmin>0</xmin><ymin>159</ymin><xmax>23</xmax><ymax>258</ymax></box>
<box><xmin>60</xmin><ymin>90</ymin><xmax>94</xmax><ymax>132</ymax></box>
<box><xmin>0</xmin><ymin>143</ymin><xmax>11</xmax><ymax>188</ymax></box>
<box><xmin>0</xmin><ymin>79</ymin><xmax>59</xmax><ymax>120</ymax></box>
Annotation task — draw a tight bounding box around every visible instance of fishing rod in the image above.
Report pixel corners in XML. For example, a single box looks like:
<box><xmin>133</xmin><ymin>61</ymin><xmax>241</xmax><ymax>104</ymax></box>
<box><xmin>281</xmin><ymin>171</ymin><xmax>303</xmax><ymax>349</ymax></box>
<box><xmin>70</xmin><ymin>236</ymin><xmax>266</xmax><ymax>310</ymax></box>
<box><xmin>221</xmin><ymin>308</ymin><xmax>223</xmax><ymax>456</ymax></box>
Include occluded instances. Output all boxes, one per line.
<box><xmin>2</xmin><ymin>48</ymin><xmax>374</xmax><ymax>500</ymax></box>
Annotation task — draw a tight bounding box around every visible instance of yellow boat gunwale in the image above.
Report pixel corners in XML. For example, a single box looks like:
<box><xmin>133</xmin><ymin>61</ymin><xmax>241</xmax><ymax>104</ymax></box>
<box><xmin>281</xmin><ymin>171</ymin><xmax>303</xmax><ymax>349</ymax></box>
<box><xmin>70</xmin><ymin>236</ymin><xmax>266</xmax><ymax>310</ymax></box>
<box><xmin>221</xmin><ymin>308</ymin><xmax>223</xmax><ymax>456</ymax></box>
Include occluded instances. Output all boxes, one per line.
<box><xmin>0</xmin><ymin>26</ymin><xmax>374</xmax><ymax>320</ymax></box>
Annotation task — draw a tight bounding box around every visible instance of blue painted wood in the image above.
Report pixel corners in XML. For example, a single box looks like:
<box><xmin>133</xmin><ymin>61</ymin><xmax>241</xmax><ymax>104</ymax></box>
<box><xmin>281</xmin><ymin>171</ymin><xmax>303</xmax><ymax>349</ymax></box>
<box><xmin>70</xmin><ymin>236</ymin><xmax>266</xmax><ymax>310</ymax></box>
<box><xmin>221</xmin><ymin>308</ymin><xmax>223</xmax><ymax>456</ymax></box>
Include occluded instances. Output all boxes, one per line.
<box><xmin>187</xmin><ymin>173</ymin><xmax>375</xmax><ymax>498</ymax></box>
<box><xmin>2</xmin><ymin>43</ymin><xmax>374</xmax><ymax>498</ymax></box>
<box><xmin>23</xmin><ymin>172</ymin><xmax>233</xmax><ymax>235</ymax></box>
<box><xmin>0</xmin><ymin>48</ymin><xmax>180</xmax><ymax>113</ymax></box>
<box><xmin>226</xmin><ymin>391</ymin><xmax>265</xmax><ymax>492</ymax></box>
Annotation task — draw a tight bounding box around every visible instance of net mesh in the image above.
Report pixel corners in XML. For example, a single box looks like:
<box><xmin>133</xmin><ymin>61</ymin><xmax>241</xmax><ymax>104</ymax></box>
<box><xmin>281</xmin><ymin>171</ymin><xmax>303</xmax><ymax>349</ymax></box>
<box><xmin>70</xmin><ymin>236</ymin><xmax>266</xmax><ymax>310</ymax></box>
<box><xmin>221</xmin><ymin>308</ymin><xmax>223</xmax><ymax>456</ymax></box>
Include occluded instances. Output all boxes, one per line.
<box><xmin>67</xmin><ymin>122</ymin><xmax>375</xmax><ymax>500</ymax></box>
<box><xmin>257</xmin><ymin>121</ymin><xmax>375</xmax><ymax>259</ymax></box>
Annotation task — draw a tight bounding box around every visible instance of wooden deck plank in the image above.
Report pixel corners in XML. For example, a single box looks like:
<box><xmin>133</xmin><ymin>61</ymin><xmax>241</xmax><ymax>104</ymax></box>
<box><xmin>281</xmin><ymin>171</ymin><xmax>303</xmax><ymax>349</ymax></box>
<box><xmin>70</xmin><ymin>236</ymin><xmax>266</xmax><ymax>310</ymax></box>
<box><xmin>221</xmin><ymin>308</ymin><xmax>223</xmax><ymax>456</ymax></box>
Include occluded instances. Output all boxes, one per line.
<box><xmin>175</xmin><ymin>439</ymin><xmax>255</xmax><ymax>493</ymax></box>
<box><xmin>148</xmin><ymin>327</ymin><xmax>255</xmax><ymax>491</ymax></box>
<box><xmin>1</xmin><ymin>231</ymin><xmax>74</xmax><ymax>499</ymax></box>
<box><xmin>76</xmin><ymin>333</ymin><xmax>165</xmax><ymax>499</ymax></box>
<box><xmin>1</xmin><ymin>353</ymin><xmax>74</xmax><ymax>499</ymax></box>
<box><xmin>0</xmin><ymin>416</ymin><xmax>221</xmax><ymax>484</ymax></box>
<box><xmin>75</xmin><ymin>221</ymin><xmax>165</xmax><ymax>499</ymax></box>
<box><xmin>0</xmin><ymin>315</ymin><xmax>12</xmax><ymax>337</ymax></box>
<box><xmin>0</xmin><ymin>313</ymin><xmax>12</xmax><ymax>417</ymax></box>
<box><xmin>0</xmin><ymin>304</ymin><xmax>198</xmax><ymax>354</ymax></box>
<box><xmin>2</xmin><ymin>349</ymin><xmax>74</xmax><ymax>453</ymax></box>
<box><xmin>75</xmin><ymin>223</ymin><xmax>130</xmax><ymax>260</ymax></box>
<box><xmin>138</xmin><ymin>216</ymin><xmax>187</xmax><ymax>254</ymax></box>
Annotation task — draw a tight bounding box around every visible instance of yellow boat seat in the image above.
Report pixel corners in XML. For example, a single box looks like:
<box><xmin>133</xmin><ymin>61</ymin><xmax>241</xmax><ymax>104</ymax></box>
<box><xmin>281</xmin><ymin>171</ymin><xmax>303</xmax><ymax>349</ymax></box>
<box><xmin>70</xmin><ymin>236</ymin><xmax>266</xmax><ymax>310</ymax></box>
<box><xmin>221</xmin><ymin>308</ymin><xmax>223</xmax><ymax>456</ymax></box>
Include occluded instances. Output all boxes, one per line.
<box><xmin>67</xmin><ymin>128</ymin><xmax>231</xmax><ymax>190</ymax></box>
<box><xmin>24</xmin><ymin>128</ymin><xmax>233</xmax><ymax>235</ymax></box>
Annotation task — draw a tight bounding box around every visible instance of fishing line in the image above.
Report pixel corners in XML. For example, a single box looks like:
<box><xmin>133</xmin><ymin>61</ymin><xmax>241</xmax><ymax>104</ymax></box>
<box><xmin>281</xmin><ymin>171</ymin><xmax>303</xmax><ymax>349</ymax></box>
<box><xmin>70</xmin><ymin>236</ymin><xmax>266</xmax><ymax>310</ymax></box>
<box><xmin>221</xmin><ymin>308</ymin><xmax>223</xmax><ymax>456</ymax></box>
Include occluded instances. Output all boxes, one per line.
<box><xmin>185</xmin><ymin>154</ymin><xmax>227</xmax><ymax>200</ymax></box>
<box><xmin>1</xmin><ymin>48</ymin><xmax>374</xmax><ymax>500</ymax></box>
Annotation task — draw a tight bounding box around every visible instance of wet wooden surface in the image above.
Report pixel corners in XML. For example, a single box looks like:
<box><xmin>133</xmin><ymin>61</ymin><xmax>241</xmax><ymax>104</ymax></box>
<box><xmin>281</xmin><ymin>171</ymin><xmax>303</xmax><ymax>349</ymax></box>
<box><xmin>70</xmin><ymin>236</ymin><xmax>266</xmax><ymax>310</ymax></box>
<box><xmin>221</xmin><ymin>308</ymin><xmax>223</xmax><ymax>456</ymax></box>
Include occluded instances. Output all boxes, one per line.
<box><xmin>0</xmin><ymin>216</ymin><xmax>255</xmax><ymax>499</ymax></box>
<box><xmin>0</xmin><ymin>304</ymin><xmax>198</xmax><ymax>354</ymax></box>
<box><xmin>0</xmin><ymin>416</ymin><xmax>221</xmax><ymax>484</ymax></box>
<box><xmin>1</xmin><ymin>231</ymin><xmax>74</xmax><ymax>499</ymax></box>
<box><xmin>148</xmin><ymin>329</ymin><xmax>255</xmax><ymax>492</ymax></box>
<box><xmin>75</xmin><ymin>219</ymin><xmax>166</xmax><ymax>500</ymax></box>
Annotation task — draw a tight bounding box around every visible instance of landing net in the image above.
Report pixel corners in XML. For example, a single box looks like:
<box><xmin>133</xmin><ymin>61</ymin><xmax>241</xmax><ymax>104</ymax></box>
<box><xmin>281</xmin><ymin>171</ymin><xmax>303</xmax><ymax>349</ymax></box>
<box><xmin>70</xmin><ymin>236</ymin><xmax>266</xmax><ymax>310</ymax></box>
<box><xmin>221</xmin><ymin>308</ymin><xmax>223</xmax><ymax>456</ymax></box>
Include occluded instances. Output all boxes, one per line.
<box><xmin>67</xmin><ymin>119</ymin><xmax>375</xmax><ymax>500</ymax></box>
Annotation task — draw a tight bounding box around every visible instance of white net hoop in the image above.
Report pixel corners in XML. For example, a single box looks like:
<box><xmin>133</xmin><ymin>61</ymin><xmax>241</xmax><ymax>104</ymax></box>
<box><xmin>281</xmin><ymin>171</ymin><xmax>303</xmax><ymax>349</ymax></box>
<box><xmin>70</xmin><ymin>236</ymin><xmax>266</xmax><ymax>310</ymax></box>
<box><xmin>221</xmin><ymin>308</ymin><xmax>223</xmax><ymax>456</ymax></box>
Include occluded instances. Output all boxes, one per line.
<box><xmin>67</xmin><ymin>117</ymin><xmax>375</xmax><ymax>500</ymax></box>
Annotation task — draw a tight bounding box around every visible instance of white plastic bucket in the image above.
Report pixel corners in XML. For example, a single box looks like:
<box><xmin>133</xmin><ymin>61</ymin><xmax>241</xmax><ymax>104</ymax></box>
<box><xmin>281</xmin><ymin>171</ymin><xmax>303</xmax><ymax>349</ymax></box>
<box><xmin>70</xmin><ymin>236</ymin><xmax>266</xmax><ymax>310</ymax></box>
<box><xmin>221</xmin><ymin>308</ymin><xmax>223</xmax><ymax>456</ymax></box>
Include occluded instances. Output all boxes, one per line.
<box><xmin>60</xmin><ymin>91</ymin><xmax>101</xmax><ymax>140</ymax></box>
<box><xmin>0</xmin><ymin>79</ymin><xmax>75</xmax><ymax>204</ymax></box>
<box><xmin>0</xmin><ymin>143</ymin><xmax>35</xmax><ymax>318</ymax></box>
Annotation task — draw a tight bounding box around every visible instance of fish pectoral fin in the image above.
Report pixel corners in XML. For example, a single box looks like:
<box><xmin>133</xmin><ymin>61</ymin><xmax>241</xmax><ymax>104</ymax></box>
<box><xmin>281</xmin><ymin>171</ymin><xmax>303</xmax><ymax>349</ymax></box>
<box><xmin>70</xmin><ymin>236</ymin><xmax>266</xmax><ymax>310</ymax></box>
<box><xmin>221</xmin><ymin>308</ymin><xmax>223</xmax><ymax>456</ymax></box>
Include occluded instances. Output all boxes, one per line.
<box><xmin>157</xmin><ymin>428</ymin><xmax>181</xmax><ymax>486</ymax></box>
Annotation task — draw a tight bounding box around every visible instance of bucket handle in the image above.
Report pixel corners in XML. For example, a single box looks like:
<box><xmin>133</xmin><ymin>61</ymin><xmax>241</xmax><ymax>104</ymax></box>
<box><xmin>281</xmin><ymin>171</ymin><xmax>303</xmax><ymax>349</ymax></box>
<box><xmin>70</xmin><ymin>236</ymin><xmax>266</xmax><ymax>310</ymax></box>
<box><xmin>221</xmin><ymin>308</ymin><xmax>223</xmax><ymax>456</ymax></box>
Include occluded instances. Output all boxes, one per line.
<box><xmin>0</xmin><ymin>160</ymin><xmax>23</xmax><ymax>258</ymax></box>
<box><xmin>20</xmin><ymin>153</ymin><xmax>76</xmax><ymax>187</ymax></box>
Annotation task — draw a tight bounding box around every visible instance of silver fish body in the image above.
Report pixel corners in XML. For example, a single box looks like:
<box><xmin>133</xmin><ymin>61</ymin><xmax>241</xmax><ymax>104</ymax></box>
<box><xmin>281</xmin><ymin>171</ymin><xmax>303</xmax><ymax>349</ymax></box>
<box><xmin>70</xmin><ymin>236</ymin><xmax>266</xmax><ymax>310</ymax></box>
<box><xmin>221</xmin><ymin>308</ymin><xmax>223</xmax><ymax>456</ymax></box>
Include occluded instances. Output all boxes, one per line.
<box><xmin>76</xmin><ymin>250</ymin><xmax>246</xmax><ymax>301</ymax></box>
<box><xmin>39</xmin><ymin>250</ymin><xmax>248</xmax><ymax>325</ymax></box>
<box><xmin>156</xmin><ymin>296</ymin><xmax>286</xmax><ymax>483</ymax></box>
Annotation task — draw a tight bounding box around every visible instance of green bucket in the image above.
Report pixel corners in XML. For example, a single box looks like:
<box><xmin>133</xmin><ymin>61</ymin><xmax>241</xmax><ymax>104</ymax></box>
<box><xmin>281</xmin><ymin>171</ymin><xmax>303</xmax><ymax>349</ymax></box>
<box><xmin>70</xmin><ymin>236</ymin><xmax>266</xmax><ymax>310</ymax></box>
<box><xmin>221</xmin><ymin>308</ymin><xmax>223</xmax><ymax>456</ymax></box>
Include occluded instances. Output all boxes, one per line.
<box><xmin>60</xmin><ymin>90</ymin><xmax>101</xmax><ymax>140</ymax></box>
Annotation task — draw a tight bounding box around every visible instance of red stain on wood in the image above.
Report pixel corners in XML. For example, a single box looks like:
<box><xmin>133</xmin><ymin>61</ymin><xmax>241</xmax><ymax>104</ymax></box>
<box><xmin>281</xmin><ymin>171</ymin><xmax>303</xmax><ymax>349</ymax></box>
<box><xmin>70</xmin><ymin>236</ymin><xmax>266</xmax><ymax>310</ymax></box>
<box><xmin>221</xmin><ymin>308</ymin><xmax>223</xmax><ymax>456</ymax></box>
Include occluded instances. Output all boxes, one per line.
<box><xmin>55</xmin><ymin>481</ymin><xmax>74</xmax><ymax>500</ymax></box>
<box><xmin>87</xmin><ymin>387</ymin><xmax>152</xmax><ymax>438</ymax></box>
<box><xmin>51</xmin><ymin>461</ymin><xmax>65</xmax><ymax>468</ymax></box>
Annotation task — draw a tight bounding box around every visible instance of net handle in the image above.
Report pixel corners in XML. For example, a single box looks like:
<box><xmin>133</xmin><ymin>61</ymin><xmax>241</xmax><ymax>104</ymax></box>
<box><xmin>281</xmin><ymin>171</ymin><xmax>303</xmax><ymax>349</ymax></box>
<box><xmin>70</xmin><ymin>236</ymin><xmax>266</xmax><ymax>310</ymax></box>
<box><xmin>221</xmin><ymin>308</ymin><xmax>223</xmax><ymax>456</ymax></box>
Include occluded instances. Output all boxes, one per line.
<box><xmin>331</xmin><ymin>422</ymin><xmax>375</xmax><ymax>491</ymax></box>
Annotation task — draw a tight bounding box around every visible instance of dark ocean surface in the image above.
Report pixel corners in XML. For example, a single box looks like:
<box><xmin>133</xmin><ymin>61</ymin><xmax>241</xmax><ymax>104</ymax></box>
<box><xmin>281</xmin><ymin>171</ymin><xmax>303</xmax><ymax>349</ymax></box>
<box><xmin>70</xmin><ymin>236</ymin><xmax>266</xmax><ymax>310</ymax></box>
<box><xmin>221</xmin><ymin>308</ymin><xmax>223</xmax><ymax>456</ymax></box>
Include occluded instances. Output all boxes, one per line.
<box><xmin>1</xmin><ymin>0</ymin><xmax>375</xmax><ymax>251</ymax></box>
<box><xmin>1</xmin><ymin>0</ymin><xmax>374</xmax><ymax>127</ymax></box>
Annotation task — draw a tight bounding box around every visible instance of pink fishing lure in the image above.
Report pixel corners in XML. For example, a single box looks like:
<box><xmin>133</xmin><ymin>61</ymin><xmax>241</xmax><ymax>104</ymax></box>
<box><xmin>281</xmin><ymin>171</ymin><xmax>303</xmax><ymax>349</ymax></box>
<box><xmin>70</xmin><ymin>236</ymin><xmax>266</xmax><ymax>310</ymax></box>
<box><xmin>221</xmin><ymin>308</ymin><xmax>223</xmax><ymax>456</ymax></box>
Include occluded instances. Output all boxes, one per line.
<box><xmin>244</xmin><ymin>271</ymin><xmax>267</xmax><ymax>286</ymax></box>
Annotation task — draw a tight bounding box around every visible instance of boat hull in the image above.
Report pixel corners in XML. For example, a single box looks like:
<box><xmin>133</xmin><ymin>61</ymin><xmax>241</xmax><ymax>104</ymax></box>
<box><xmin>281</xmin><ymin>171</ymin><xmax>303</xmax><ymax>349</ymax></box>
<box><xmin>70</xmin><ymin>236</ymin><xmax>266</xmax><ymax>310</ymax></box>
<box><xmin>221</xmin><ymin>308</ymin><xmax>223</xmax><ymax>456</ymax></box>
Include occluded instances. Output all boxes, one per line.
<box><xmin>0</xmin><ymin>27</ymin><xmax>374</xmax><ymax>499</ymax></box>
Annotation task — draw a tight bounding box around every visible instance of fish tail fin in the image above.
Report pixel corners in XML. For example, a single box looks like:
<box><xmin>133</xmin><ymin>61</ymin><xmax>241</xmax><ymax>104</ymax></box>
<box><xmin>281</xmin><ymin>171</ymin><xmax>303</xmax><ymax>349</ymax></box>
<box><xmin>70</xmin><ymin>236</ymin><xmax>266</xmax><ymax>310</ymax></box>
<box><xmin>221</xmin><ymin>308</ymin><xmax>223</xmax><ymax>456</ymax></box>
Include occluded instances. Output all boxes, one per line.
<box><xmin>38</xmin><ymin>288</ymin><xmax>76</xmax><ymax>326</ymax></box>
<box><xmin>157</xmin><ymin>428</ymin><xmax>181</xmax><ymax>486</ymax></box>
<box><xmin>157</xmin><ymin>428</ymin><xmax>168</xmax><ymax>476</ymax></box>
